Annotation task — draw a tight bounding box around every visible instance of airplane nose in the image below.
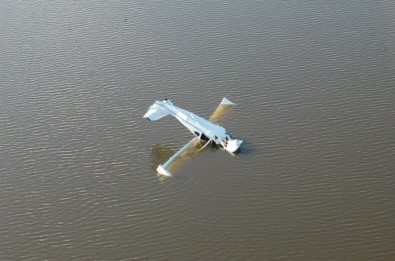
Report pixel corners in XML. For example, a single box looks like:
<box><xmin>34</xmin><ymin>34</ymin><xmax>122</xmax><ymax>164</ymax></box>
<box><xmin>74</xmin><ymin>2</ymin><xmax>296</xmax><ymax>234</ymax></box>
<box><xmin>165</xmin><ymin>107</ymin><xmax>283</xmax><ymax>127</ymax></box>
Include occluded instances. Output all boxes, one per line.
<box><xmin>225</xmin><ymin>139</ymin><xmax>243</xmax><ymax>153</ymax></box>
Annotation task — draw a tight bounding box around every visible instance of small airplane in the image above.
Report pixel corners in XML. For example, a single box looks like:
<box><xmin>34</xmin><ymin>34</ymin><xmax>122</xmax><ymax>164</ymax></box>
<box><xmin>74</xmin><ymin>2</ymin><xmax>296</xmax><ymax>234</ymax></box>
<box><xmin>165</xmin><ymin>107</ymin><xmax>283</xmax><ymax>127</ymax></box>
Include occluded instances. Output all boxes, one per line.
<box><xmin>143</xmin><ymin>97</ymin><xmax>243</xmax><ymax>177</ymax></box>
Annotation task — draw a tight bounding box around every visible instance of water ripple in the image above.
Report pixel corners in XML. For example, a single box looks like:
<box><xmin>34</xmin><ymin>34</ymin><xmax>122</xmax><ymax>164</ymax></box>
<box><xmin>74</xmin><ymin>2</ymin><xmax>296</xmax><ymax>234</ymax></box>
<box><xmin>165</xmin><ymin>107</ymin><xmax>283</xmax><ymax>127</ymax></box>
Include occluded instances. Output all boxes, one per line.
<box><xmin>1</xmin><ymin>1</ymin><xmax>394</xmax><ymax>260</ymax></box>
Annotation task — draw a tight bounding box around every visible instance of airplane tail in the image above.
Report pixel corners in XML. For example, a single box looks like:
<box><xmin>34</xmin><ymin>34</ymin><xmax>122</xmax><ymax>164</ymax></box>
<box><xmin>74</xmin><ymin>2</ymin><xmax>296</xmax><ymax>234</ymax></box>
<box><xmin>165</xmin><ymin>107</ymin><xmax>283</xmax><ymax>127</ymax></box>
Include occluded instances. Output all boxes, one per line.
<box><xmin>143</xmin><ymin>100</ymin><xmax>172</xmax><ymax>121</ymax></box>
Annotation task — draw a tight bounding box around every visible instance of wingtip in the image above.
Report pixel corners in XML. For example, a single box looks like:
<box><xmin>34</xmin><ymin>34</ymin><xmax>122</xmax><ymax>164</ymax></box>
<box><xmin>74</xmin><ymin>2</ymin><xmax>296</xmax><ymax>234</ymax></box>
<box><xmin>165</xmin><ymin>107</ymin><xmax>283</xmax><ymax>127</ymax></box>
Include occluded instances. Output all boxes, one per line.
<box><xmin>157</xmin><ymin>165</ymin><xmax>173</xmax><ymax>177</ymax></box>
<box><xmin>221</xmin><ymin>97</ymin><xmax>235</xmax><ymax>105</ymax></box>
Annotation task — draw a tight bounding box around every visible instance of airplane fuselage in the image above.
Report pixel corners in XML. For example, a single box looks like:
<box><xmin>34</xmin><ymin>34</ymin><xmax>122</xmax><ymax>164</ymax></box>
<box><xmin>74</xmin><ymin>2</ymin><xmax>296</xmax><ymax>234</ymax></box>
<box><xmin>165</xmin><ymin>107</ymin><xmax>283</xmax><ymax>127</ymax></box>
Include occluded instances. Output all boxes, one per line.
<box><xmin>144</xmin><ymin>99</ymin><xmax>242</xmax><ymax>153</ymax></box>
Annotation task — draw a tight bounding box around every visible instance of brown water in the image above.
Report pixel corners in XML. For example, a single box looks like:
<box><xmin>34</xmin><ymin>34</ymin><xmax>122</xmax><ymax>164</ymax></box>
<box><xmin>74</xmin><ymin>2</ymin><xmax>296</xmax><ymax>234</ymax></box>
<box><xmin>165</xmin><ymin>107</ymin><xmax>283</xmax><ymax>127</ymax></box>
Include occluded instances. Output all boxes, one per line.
<box><xmin>1</xmin><ymin>1</ymin><xmax>394</xmax><ymax>260</ymax></box>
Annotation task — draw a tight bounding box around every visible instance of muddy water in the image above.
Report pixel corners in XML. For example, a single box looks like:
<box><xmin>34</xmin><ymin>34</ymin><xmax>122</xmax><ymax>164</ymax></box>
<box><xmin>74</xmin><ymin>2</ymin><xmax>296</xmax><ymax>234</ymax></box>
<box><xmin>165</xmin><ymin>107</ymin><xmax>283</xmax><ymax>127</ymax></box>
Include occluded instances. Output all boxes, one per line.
<box><xmin>0</xmin><ymin>1</ymin><xmax>394</xmax><ymax>260</ymax></box>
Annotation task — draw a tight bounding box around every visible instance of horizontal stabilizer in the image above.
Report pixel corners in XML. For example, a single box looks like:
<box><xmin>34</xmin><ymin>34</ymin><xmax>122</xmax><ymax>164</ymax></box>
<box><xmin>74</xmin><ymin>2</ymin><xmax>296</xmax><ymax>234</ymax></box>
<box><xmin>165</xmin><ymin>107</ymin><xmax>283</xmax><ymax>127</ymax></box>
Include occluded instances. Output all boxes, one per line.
<box><xmin>143</xmin><ymin>101</ymin><xmax>170</xmax><ymax>121</ymax></box>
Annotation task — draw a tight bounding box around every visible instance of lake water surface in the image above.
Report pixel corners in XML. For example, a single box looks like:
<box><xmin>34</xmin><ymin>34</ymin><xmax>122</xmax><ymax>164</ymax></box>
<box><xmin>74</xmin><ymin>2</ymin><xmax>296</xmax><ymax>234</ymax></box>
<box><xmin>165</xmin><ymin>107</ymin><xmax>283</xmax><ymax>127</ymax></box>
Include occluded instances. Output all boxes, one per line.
<box><xmin>1</xmin><ymin>1</ymin><xmax>394</xmax><ymax>260</ymax></box>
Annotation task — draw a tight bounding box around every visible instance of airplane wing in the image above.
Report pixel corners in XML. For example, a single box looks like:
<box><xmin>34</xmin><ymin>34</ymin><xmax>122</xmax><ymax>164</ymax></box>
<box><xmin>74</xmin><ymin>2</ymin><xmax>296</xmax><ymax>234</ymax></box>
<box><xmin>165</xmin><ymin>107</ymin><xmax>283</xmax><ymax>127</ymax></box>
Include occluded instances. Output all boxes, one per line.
<box><xmin>155</xmin><ymin>97</ymin><xmax>236</xmax><ymax>178</ymax></box>
<box><xmin>209</xmin><ymin>97</ymin><xmax>235</xmax><ymax>124</ymax></box>
<box><xmin>156</xmin><ymin>138</ymin><xmax>198</xmax><ymax>177</ymax></box>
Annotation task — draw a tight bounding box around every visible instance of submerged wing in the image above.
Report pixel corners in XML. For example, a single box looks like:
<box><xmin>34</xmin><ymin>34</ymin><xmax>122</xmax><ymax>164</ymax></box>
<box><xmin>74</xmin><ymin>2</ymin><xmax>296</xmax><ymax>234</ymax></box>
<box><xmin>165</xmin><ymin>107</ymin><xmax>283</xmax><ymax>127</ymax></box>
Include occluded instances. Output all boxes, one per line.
<box><xmin>209</xmin><ymin>97</ymin><xmax>235</xmax><ymax>124</ymax></box>
<box><xmin>155</xmin><ymin>97</ymin><xmax>236</xmax><ymax>178</ymax></box>
<box><xmin>156</xmin><ymin>138</ymin><xmax>199</xmax><ymax>177</ymax></box>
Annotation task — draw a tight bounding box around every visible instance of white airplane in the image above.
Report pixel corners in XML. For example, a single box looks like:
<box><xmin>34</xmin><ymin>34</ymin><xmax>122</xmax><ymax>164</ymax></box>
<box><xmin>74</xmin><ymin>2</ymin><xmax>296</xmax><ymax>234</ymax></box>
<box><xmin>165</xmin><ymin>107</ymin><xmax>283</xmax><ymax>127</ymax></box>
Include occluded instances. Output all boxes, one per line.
<box><xmin>143</xmin><ymin>97</ymin><xmax>243</xmax><ymax>177</ymax></box>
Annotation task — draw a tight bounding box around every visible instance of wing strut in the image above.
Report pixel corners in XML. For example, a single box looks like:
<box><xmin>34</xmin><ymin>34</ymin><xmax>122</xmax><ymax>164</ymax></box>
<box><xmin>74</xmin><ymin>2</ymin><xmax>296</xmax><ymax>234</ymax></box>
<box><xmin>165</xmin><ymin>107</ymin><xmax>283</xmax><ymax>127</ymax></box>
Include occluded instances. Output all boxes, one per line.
<box><xmin>198</xmin><ymin>139</ymin><xmax>212</xmax><ymax>152</ymax></box>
